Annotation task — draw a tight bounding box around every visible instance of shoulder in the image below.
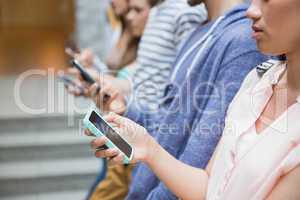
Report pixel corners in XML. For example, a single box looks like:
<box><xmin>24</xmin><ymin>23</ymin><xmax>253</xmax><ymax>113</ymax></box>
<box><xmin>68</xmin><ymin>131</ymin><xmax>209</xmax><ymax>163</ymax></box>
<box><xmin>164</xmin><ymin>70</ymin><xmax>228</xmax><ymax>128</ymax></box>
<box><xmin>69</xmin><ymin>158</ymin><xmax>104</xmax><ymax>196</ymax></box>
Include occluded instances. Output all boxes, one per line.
<box><xmin>213</xmin><ymin>17</ymin><xmax>269</xmax><ymax>69</ymax></box>
<box><xmin>156</xmin><ymin>0</ymin><xmax>187</xmax><ymax>14</ymax></box>
<box><xmin>157</xmin><ymin>0</ymin><xmax>206</xmax><ymax>23</ymax></box>
<box><xmin>232</xmin><ymin>59</ymin><xmax>280</xmax><ymax>89</ymax></box>
<box><xmin>174</xmin><ymin>4</ymin><xmax>207</xmax><ymax>24</ymax></box>
<box><xmin>256</xmin><ymin>59</ymin><xmax>279</xmax><ymax>77</ymax></box>
<box><xmin>217</xmin><ymin>18</ymin><xmax>256</xmax><ymax>53</ymax></box>
<box><xmin>225</xmin><ymin>59</ymin><xmax>280</xmax><ymax>113</ymax></box>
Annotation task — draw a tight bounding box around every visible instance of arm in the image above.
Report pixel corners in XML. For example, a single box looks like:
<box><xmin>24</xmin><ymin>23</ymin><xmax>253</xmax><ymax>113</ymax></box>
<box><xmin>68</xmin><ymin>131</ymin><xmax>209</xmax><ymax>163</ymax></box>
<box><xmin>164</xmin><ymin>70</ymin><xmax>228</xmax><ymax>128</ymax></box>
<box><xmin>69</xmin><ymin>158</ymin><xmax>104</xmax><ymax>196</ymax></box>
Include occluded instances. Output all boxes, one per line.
<box><xmin>90</xmin><ymin>113</ymin><xmax>212</xmax><ymax>200</ymax></box>
<box><xmin>145</xmin><ymin>140</ymin><xmax>209</xmax><ymax>200</ymax></box>
<box><xmin>145</xmin><ymin>50</ymin><xmax>269</xmax><ymax>200</ymax></box>
<box><xmin>266</xmin><ymin>166</ymin><xmax>300</xmax><ymax>200</ymax></box>
<box><xmin>106</xmin><ymin>28</ymin><xmax>137</xmax><ymax>71</ymax></box>
<box><xmin>145</xmin><ymin>138</ymin><xmax>220</xmax><ymax>200</ymax></box>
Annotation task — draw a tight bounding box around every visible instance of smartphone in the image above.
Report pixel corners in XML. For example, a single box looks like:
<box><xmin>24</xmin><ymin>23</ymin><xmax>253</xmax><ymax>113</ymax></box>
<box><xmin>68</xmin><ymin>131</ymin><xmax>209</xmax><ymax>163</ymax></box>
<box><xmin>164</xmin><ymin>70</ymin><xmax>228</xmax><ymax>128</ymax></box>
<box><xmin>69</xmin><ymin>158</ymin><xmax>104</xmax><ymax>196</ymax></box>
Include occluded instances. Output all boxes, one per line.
<box><xmin>71</xmin><ymin>59</ymin><xmax>111</xmax><ymax>101</ymax></box>
<box><xmin>71</xmin><ymin>59</ymin><xmax>96</xmax><ymax>84</ymax></box>
<box><xmin>58</xmin><ymin>74</ymin><xmax>84</xmax><ymax>92</ymax></box>
<box><xmin>83</xmin><ymin>109</ymin><xmax>133</xmax><ymax>164</ymax></box>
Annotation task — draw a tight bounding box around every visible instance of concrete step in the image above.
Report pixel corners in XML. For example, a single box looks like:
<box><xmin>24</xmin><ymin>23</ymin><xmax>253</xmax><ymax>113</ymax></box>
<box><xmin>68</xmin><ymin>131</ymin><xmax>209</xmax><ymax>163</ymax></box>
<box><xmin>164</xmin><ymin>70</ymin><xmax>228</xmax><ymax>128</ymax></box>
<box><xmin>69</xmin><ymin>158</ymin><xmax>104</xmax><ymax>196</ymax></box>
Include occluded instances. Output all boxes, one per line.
<box><xmin>0</xmin><ymin>142</ymin><xmax>94</xmax><ymax>162</ymax></box>
<box><xmin>0</xmin><ymin>128</ymin><xmax>96</xmax><ymax>162</ymax></box>
<box><xmin>0</xmin><ymin>74</ymin><xmax>102</xmax><ymax>199</ymax></box>
<box><xmin>0</xmin><ymin>158</ymin><xmax>102</xmax><ymax>197</ymax></box>
<box><xmin>0</xmin><ymin>115</ymin><xmax>84</xmax><ymax>133</ymax></box>
<box><xmin>1</xmin><ymin>190</ymin><xmax>88</xmax><ymax>200</ymax></box>
<box><xmin>0</xmin><ymin>129</ymin><xmax>89</xmax><ymax>148</ymax></box>
<box><xmin>0</xmin><ymin>158</ymin><xmax>100</xmax><ymax>179</ymax></box>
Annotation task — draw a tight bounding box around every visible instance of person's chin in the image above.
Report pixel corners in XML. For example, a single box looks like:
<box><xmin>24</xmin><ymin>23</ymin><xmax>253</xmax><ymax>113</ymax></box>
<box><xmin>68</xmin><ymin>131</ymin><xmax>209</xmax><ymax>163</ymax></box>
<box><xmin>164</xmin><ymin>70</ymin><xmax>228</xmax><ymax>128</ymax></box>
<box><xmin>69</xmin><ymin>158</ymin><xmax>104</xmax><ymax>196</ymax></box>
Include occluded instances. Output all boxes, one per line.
<box><xmin>257</xmin><ymin>42</ymin><xmax>276</xmax><ymax>55</ymax></box>
<box><xmin>132</xmin><ymin>30</ymin><xmax>140</xmax><ymax>37</ymax></box>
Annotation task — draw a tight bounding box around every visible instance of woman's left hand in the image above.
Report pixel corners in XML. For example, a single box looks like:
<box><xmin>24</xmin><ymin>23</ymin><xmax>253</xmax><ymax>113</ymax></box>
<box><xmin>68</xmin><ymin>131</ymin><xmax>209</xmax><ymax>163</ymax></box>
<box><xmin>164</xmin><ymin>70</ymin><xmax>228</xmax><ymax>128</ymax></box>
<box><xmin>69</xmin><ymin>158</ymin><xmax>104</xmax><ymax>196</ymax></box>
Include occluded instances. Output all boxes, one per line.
<box><xmin>86</xmin><ymin>112</ymin><xmax>157</xmax><ymax>165</ymax></box>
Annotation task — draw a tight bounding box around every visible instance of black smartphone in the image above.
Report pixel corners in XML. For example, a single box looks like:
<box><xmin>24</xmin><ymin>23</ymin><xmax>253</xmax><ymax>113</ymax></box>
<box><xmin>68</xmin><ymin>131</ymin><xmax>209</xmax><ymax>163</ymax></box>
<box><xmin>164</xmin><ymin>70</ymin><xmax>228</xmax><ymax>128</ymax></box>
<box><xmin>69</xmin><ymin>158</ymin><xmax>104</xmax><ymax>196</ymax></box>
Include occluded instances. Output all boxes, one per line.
<box><xmin>71</xmin><ymin>59</ymin><xmax>96</xmax><ymax>84</ymax></box>
<box><xmin>70</xmin><ymin>59</ymin><xmax>111</xmax><ymax>101</ymax></box>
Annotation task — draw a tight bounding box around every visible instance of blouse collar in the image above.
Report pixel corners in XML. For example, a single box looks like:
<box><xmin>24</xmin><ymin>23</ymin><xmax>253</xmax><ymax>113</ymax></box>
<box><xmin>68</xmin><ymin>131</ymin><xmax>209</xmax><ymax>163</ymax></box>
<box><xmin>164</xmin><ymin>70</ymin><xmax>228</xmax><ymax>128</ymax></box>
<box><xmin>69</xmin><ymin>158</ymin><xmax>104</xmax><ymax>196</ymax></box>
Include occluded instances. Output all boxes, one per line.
<box><xmin>260</xmin><ymin>60</ymin><xmax>300</xmax><ymax>104</ymax></box>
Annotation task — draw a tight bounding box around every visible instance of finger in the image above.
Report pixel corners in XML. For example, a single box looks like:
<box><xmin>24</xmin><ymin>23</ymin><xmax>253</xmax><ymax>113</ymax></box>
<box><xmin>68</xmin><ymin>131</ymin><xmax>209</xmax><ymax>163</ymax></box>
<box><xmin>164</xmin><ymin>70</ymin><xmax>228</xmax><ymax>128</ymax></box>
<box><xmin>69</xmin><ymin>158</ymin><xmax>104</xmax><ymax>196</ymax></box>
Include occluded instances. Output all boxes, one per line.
<box><xmin>71</xmin><ymin>87</ymin><xmax>83</xmax><ymax>96</ymax></box>
<box><xmin>67</xmin><ymin>67</ymin><xmax>80</xmax><ymax>76</ymax></box>
<box><xmin>67</xmin><ymin>79</ymin><xmax>86</xmax><ymax>96</ymax></box>
<box><xmin>65</xmin><ymin>48</ymin><xmax>76</xmax><ymax>58</ymax></box>
<box><xmin>66</xmin><ymin>85</ymin><xmax>74</xmax><ymax>93</ymax></box>
<box><xmin>95</xmin><ymin>148</ymin><xmax>119</xmax><ymax>158</ymax></box>
<box><xmin>90</xmin><ymin>137</ymin><xmax>107</xmax><ymax>150</ymax></box>
<box><xmin>103</xmin><ymin>112</ymin><xmax>126</xmax><ymax>126</ymax></box>
<box><xmin>72</xmin><ymin>77</ymin><xmax>82</xmax><ymax>86</ymax></box>
<box><xmin>56</xmin><ymin>70</ymin><xmax>65</xmax><ymax>77</ymax></box>
<box><xmin>110</xmin><ymin>154</ymin><xmax>125</xmax><ymax>165</ymax></box>
<box><xmin>88</xmin><ymin>83</ymin><xmax>100</xmax><ymax>97</ymax></box>
<box><xmin>92</xmin><ymin>86</ymin><xmax>112</xmax><ymax>110</ymax></box>
<box><xmin>99</xmin><ymin>86</ymin><xmax>114</xmax><ymax>104</ymax></box>
<box><xmin>109</xmin><ymin>99</ymin><xmax>126</xmax><ymax>114</ymax></box>
<box><xmin>84</xmin><ymin>129</ymin><xmax>94</xmax><ymax>137</ymax></box>
<box><xmin>65</xmin><ymin>85</ymin><xmax>80</xmax><ymax>97</ymax></box>
<box><xmin>96</xmin><ymin>145</ymin><xmax>109</xmax><ymax>151</ymax></box>
<box><xmin>94</xmin><ymin>150</ymin><xmax>107</xmax><ymax>158</ymax></box>
<box><xmin>74</xmin><ymin>53</ymin><xmax>81</xmax><ymax>61</ymax></box>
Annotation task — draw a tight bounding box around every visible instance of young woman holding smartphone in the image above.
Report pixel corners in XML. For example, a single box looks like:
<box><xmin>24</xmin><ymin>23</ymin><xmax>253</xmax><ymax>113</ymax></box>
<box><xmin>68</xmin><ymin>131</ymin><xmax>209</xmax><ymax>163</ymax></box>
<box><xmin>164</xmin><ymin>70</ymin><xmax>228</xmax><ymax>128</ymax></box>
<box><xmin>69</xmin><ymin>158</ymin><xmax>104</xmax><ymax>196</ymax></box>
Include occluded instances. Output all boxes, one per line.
<box><xmin>87</xmin><ymin>0</ymin><xmax>300</xmax><ymax>199</ymax></box>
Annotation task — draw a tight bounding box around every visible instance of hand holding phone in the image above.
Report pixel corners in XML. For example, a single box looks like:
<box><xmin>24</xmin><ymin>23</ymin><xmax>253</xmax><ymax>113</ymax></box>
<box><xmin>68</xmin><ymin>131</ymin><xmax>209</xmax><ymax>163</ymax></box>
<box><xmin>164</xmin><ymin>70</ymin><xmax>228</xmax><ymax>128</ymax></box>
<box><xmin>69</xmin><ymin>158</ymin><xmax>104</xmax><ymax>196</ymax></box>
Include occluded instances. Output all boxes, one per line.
<box><xmin>71</xmin><ymin>59</ymin><xmax>111</xmax><ymax>100</ymax></box>
<box><xmin>84</xmin><ymin>109</ymin><xmax>134</xmax><ymax>164</ymax></box>
<box><xmin>57</xmin><ymin>73</ymin><xmax>85</xmax><ymax>95</ymax></box>
<box><xmin>65</xmin><ymin>47</ymin><xmax>78</xmax><ymax>58</ymax></box>
<box><xmin>71</xmin><ymin>59</ymin><xmax>96</xmax><ymax>84</ymax></box>
<box><xmin>66</xmin><ymin>47</ymin><xmax>108</xmax><ymax>73</ymax></box>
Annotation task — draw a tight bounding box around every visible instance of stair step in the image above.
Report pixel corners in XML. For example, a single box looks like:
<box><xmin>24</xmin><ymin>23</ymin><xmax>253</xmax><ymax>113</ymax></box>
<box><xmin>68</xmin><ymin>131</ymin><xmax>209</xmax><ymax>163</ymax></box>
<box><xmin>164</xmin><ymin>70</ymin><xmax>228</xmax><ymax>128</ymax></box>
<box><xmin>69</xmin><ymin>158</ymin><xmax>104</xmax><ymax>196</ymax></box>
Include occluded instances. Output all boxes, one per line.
<box><xmin>0</xmin><ymin>158</ymin><xmax>103</xmax><ymax>196</ymax></box>
<box><xmin>0</xmin><ymin>173</ymin><xmax>99</xmax><ymax>197</ymax></box>
<box><xmin>0</xmin><ymin>129</ymin><xmax>96</xmax><ymax>162</ymax></box>
<box><xmin>0</xmin><ymin>130</ymin><xmax>90</xmax><ymax>148</ymax></box>
<box><xmin>1</xmin><ymin>190</ymin><xmax>88</xmax><ymax>200</ymax></box>
<box><xmin>0</xmin><ymin>115</ymin><xmax>84</xmax><ymax>133</ymax></box>
<box><xmin>0</xmin><ymin>143</ymin><xmax>94</xmax><ymax>162</ymax></box>
<box><xmin>0</xmin><ymin>158</ymin><xmax>101</xmax><ymax>179</ymax></box>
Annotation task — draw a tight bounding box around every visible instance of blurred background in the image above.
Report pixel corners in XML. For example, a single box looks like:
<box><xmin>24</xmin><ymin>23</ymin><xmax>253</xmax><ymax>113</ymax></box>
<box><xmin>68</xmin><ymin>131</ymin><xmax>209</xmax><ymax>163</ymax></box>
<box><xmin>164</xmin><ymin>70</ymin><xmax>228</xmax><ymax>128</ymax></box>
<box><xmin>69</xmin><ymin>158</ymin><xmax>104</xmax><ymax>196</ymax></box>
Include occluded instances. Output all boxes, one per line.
<box><xmin>0</xmin><ymin>0</ymin><xmax>111</xmax><ymax>199</ymax></box>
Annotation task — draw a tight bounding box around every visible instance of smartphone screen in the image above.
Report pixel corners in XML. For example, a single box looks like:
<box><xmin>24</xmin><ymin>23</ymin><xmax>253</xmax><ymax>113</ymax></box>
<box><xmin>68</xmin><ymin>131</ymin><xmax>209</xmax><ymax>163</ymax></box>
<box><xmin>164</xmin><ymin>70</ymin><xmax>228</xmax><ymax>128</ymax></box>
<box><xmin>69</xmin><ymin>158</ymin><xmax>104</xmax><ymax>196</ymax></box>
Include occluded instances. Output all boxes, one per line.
<box><xmin>89</xmin><ymin>111</ymin><xmax>132</xmax><ymax>158</ymax></box>
<box><xmin>71</xmin><ymin>59</ymin><xmax>95</xmax><ymax>84</ymax></box>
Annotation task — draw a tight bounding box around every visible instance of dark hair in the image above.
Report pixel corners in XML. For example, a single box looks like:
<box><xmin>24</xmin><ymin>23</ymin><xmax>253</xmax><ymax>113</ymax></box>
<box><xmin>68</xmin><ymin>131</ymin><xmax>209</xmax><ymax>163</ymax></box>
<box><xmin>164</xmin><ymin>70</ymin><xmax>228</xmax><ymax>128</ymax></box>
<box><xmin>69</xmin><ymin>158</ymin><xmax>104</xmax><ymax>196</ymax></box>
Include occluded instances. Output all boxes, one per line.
<box><xmin>148</xmin><ymin>0</ymin><xmax>163</xmax><ymax>7</ymax></box>
<box><xmin>278</xmin><ymin>54</ymin><xmax>287</xmax><ymax>61</ymax></box>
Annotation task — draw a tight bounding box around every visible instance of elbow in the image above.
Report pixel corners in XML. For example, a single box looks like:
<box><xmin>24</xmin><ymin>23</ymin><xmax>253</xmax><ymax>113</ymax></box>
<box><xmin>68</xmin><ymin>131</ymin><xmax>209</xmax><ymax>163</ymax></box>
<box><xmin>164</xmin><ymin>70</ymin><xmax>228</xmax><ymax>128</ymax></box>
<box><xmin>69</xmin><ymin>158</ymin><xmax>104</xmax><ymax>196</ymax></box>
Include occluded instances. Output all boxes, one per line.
<box><xmin>182</xmin><ymin>193</ymin><xmax>206</xmax><ymax>200</ymax></box>
<box><xmin>106</xmin><ymin>58</ymin><xmax>122</xmax><ymax>70</ymax></box>
<box><xmin>179</xmin><ymin>188</ymin><xmax>206</xmax><ymax>200</ymax></box>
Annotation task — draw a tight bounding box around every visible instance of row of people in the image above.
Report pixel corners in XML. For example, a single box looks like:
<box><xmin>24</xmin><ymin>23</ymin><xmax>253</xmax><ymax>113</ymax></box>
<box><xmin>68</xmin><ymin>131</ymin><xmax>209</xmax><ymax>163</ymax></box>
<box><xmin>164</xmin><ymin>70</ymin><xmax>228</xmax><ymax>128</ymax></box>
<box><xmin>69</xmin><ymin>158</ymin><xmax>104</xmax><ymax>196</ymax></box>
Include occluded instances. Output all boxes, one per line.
<box><xmin>66</xmin><ymin>0</ymin><xmax>300</xmax><ymax>199</ymax></box>
<box><xmin>68</xmin><ymin>0</ymin><xmax>206</xmax><ymax>199</ymax></box>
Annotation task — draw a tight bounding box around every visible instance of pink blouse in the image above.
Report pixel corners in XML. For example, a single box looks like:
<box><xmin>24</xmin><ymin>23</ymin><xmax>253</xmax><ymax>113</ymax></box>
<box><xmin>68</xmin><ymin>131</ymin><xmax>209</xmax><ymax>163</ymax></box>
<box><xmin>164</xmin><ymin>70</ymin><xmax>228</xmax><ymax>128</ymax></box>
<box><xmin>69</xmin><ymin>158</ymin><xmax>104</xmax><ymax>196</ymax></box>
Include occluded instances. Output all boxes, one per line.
<box><xmin>207</xmin><ymin>60</ymin><xmax>300</xmax><ymax>200</ymax></box>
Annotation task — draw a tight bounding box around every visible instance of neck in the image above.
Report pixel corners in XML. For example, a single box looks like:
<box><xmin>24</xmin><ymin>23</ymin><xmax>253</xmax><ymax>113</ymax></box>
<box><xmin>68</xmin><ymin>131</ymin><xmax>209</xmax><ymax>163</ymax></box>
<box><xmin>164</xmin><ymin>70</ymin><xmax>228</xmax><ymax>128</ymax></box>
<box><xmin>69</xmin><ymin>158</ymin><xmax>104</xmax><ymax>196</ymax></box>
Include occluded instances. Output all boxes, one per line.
<box><xmin>204</xmin><ymin>0</ymin><xmax>243</xmax><ymax>20</ymax></box>
<box><xmin>286</xmin><ymin>52</ymin><xmax>300</xmax><ymax>95</ymax></box>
